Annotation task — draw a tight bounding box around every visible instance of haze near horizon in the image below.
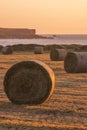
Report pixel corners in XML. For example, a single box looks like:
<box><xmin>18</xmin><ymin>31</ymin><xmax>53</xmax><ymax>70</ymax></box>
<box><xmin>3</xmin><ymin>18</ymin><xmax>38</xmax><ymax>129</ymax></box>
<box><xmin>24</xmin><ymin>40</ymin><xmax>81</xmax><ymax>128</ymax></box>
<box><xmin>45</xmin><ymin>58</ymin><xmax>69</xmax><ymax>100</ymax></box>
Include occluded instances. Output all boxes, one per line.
<box><xmin>0</xmin><ymin>0</ymin><xmax>87</xmax><ymax>34</ymax></box>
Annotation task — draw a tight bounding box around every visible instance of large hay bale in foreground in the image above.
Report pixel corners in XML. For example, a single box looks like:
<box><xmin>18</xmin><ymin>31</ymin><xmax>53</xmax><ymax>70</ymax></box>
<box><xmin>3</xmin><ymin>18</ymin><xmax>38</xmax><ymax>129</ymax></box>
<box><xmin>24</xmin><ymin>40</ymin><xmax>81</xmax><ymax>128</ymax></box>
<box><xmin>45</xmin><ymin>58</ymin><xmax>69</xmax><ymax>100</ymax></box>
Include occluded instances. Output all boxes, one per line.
<box><xmin>4</xmin><ymin>60</ymin><xmax>55</xmax><ymax>105</ymax></box>
<box><xmin>34</xmin><ymin>47</ymin><xmax>44</xmax><ymax>54</ymax></box>
<box><xmin>50</xmin><ymin>49</ymin><xmax>67</xmax><ymax>61</ymax></box>
<box><xmin>2</xmin><ymin>46</ymin><xmax>13</xmax><ymax>55</ymax></box>
<box><xmin>64</xmin><ymin>52</ymin><xmax>87</xmax><ymax>73</ymax></box>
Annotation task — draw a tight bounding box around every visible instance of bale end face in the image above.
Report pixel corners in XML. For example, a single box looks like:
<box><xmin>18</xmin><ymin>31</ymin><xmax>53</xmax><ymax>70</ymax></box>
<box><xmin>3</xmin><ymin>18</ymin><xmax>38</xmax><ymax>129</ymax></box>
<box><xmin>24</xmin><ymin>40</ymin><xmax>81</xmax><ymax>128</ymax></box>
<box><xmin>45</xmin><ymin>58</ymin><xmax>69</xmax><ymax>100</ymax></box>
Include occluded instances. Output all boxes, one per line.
<box><xmin>4</xmin><ymin>60</ymin><xmax>55</xmax><ymax>105</ymax></box>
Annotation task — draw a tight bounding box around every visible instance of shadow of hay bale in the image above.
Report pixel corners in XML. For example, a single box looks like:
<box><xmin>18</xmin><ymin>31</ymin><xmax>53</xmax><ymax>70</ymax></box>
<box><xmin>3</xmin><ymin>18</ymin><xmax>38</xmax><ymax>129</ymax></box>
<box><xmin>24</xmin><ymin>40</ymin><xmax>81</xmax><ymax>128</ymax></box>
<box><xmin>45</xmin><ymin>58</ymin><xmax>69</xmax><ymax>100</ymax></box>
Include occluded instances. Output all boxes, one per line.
<box><xmin>64</xmin><ymin>51</ymin><xmax>87</xmax><ymax>73</ymax></box>
<box><xmin>4</xmin><ymin>60</ymin><xmax>55</xmax><ymax>105</ymax></box>
<box><xmin>50</xmin><ymin>49</ymin><xmax>67</xmax><ymax>61</ymax></box>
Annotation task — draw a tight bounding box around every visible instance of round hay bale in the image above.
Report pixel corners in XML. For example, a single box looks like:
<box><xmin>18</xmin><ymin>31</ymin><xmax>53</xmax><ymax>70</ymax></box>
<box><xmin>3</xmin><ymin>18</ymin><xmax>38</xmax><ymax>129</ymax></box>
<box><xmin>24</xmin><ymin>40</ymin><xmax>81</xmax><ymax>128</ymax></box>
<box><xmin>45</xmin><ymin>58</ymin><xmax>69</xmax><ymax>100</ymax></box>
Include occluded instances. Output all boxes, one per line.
<box><xmin>64</xmin><ymin>52</ymin><xmax>87</xmax><ymax>73</ymax></box>
<box><xmin>2</xmin><ymin>46</ymin><xmax>13</xmax><ymax>55</ymax></box>
<box><xmin>4</xmin><ymin>60</ymin><xmax>55</xmax><ymax>105</ymax></box>
<box><xmin>50</xmin><ymin>49</ymin><xmax>67</xmax><ymax>61</ymax></box>
<box><xmin>34</xmin><ymin>47</ymin><xmax>44</xmax><ymax>54</ymax></box>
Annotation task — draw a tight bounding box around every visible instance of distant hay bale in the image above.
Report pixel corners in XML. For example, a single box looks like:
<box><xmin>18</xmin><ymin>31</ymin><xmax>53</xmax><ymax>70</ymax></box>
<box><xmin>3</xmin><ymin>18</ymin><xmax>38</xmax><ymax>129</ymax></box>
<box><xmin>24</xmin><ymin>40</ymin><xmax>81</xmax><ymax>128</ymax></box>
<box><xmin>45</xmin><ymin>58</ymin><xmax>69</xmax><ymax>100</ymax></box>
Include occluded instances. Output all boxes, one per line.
<box><xmin>64</xmin><ymin>52</ymin><xmax>87</xmax><ymax>73</ymax></box>
<box><xmin>34</xmin><ymin>47</ymin><xmax>44</xmax><ymax>54</ymax></box>
<box><xmin>4</xmin><ymin>60</ymin><xmax>55</xmax><ymax>105</ymax></box>
<box><xmin>50</xmin><ymin>49</ymin><xmax>67</xmax><ymax>61</ymax></box>
<box><xmin>2</xmin><ymin>46</ymin><xmax>13</xmax><ymax>55</ymax></box>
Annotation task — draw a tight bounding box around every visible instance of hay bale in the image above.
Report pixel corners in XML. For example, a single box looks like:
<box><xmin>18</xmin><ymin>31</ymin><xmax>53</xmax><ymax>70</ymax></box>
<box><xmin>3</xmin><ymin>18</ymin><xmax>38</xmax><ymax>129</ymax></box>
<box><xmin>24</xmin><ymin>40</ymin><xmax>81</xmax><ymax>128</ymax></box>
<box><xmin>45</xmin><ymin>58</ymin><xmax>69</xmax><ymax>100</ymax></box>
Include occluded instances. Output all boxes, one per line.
<box><xmin>4</xmin><ymin>60</ymin><xmax>55</xmax><ymax>105</ymax></box>
<box><xmin>34</xmin><ymin>47</ymin><xmax>44</xmax><ymax>54</ymax></box>
<box><xmin>64</xmin><ymin>52</ymin><xmax>87</xmax><ymax>73</ymax></box>
<box><xmin>50</xmin><ymin>49</ymin><xmax>67</xmax><ymax>61</ymax></box>
<box><xmin>2</xmin><ymin>46</ymin><xmax>13</xmax><ymax>55</ymax></box>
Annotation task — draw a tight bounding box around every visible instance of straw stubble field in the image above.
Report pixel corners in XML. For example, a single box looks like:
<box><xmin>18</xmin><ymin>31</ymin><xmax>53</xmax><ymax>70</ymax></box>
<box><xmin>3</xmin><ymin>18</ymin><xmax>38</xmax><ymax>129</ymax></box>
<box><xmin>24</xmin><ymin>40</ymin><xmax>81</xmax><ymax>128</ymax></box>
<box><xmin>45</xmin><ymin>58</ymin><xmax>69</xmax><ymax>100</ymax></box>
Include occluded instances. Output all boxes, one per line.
<box><xmin>0</xmin><ymin>52</ymin><xmax>87</xmax><ymax>130</ymax></box>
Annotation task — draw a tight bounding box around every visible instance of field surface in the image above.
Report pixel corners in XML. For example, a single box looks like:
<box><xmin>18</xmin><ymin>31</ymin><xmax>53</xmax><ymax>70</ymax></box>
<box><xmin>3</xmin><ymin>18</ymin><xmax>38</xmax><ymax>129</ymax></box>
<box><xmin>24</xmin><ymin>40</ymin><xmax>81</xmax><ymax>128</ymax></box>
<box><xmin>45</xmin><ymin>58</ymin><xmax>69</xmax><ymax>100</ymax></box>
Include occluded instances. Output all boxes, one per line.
<box><xmin>0</xmin><ymin>52</ymin><xmax>87</xmax><ymax>130</ymax></box>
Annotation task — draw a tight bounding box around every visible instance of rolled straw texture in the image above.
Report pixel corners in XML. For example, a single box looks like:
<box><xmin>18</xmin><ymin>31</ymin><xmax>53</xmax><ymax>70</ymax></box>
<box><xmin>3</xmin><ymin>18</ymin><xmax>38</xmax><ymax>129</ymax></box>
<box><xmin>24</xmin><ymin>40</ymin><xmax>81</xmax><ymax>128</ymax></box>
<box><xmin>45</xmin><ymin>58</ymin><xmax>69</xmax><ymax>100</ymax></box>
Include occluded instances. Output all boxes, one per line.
<box><xmin>34</xmin><ymin>47</ymin><xmax>44</xmax><ymax>54</ymax></box>
<box><xmin>64</xmin><ymin>52</ymin><xmax>87</xmax><ymax>73</ymax></box>
<box><xmin>2</xmin><ymin>46</ymin><xmax>13</xmax><ymax>55</ymax></box>
<box><xmin>4</xmin><ymin>60</ymin><xmax>55</xmax><ymax>105</ymax></box>
<box><xmin>50</xmin><ymin>49</ymin><xmax>67</xmax><ymax>61</ymax></box>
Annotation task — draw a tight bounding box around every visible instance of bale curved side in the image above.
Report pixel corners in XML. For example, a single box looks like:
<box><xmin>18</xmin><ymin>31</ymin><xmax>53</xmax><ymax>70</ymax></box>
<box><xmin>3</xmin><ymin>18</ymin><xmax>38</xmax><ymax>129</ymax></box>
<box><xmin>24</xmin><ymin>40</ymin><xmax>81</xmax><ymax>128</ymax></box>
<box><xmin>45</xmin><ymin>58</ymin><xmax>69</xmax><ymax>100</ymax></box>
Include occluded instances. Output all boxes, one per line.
<box><xmin>2</xmin><ymin>46</ymin><xmax>13</xmax><ymax>55</ymax></box>
<box><xmin>4</xmin><ymin>60</ymin><xmax>55</xmax><ymax>105</ymax></box>
<box><xmin>34</xmin><ymin>47</ymin><xmax>44</xmax><ymax>54</ymax></box>
<box><xmin>50</xmin><ymin>49</ymin><xmax>67</xmax><ymax>61</ymax></box>
<box><xmin>64</xmin><ymin>52</ymin><xmax>87</xmax><ymax>73</ymax></box>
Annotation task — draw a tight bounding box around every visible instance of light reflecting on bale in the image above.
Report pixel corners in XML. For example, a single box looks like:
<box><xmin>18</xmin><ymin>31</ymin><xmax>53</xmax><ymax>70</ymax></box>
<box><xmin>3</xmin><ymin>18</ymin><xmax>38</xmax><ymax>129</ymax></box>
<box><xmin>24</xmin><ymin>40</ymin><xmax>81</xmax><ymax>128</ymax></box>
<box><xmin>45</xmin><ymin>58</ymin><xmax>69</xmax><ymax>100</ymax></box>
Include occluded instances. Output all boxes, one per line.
<box><xmin>4</xmin><ymin>60</ymin><xmax>55</xmax><ymax>105</ymax></box>
<box><xmin>64</xmin><ymin>52</ymin><xmax>87</xmax><ymax>73</ymax></box>
<box><xmin>50</xmin><ymin>49</ymin><xmax>67</xmax><ymax>61</ymax></box>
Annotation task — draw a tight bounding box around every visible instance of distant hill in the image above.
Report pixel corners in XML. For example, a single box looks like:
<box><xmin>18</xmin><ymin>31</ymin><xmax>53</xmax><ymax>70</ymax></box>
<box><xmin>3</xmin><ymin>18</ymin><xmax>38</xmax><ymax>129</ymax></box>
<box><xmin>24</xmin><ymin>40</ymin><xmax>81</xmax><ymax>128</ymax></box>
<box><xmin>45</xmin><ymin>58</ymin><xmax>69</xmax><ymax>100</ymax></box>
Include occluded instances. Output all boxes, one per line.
<box><xmin>0</xmin><ymin>28</ymin><xmax>46</xmax><ymax>39</ymax></box>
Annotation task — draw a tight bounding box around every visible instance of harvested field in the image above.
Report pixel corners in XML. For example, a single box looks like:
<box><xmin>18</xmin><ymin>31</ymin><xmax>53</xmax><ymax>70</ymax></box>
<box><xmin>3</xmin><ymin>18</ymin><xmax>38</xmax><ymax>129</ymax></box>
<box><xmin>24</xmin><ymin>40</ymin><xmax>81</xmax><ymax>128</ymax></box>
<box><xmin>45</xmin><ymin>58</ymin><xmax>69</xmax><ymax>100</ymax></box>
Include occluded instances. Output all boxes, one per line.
<box><xmin>0</xmin><ymin>52</ymin><xmax>87</xmax><ymax>130</ymax></box>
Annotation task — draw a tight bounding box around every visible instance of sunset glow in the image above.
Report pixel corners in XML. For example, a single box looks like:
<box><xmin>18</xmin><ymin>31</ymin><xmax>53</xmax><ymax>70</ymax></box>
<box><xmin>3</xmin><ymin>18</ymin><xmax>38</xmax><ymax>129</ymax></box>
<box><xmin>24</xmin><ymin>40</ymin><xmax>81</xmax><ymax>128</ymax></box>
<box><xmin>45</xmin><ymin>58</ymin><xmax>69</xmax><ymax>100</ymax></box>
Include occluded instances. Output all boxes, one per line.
<box><xmin>0</xmin><ymin>0</ymin><xmax>87</xmax><ymax>34</ymax></box>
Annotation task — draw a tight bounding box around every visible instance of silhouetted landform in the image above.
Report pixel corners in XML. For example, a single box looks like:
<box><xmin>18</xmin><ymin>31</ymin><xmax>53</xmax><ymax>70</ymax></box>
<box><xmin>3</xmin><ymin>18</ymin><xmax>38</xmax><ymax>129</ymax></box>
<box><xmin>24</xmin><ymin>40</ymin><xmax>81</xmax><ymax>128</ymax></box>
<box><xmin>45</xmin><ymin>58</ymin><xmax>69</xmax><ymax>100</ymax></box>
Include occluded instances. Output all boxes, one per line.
<box><xmin>0</xmin><ymin>28</ymin><xmax>48</xmax><ymax>39</ymax></box>
<box><xmin>57</xmin><ymin>34</ymin><xmax>87</xmax><ymax>39</ymax></box>
<box><xmin>0</xmin><ymin>44</ymin><xmax>87</xmax><ymax>52</ymax></box>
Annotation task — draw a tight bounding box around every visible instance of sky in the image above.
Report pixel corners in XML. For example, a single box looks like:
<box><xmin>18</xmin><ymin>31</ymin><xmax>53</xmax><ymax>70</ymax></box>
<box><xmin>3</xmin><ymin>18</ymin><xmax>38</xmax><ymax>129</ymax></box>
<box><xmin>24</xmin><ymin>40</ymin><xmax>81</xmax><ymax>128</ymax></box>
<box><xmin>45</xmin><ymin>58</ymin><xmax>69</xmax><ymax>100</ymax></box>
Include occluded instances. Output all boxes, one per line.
<box><xmin>0</xmin><ymin>0</ymin><xmax>87</xmax><ymax>34</ymax></box>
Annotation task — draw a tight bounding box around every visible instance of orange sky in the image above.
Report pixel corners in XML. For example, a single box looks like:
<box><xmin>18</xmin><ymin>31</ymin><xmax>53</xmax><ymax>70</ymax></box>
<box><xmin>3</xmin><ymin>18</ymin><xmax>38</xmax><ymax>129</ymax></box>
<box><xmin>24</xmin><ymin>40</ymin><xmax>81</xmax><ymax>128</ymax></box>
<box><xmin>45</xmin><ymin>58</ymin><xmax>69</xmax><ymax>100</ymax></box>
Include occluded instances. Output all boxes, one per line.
<box><xmin>0</xmin><ymin>0</ymin><xmax>87</xmax><ymax>34</ymax></box>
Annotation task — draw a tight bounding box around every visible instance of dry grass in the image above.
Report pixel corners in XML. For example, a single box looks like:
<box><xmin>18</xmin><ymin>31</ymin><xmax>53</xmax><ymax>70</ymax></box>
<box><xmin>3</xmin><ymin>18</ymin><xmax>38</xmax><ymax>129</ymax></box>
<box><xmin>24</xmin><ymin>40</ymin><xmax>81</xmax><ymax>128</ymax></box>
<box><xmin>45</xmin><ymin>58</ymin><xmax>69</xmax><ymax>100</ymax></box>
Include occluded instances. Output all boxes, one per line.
<box><xmin>0</xmin><ymin>52</ymin><xmax>87</xmax><ymax>130</ymax></box>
